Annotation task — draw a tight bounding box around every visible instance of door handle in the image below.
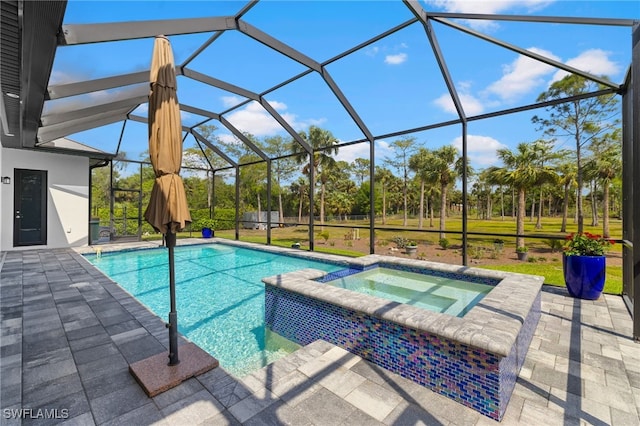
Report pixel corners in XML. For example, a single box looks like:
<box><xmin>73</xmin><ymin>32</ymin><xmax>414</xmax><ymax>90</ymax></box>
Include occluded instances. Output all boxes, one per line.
<box><xmin>15</xmin><ymin>210</ymin><xmax>21</xmax><ymax>219</ymax></box>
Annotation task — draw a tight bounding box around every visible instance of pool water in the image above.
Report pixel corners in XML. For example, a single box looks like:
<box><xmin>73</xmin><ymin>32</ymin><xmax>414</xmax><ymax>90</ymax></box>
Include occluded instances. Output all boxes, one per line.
<box><xmin>325</xmin><ymin>267</ymin><xmax>493</xmax><ymax>316</ymax></box>
<box><xmin>85</xmin><ymin>244</ymin><xmax>342</xmax><ymax>376</ymax></box>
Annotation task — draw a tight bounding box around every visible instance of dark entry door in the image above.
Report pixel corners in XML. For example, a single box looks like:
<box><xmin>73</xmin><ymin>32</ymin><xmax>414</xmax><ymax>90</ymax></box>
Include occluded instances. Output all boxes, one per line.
<box><xmin>14</xmin><ymin>169</ymin><xmax>47</xmax><ymax>246</ymax></box>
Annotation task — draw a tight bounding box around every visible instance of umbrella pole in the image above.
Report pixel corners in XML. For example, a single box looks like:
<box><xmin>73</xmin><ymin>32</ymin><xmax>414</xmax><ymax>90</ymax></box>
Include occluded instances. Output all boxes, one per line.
<box><xmin>166</xmin><ymin>231</ymin><xmax>179</xmax><ymax>365</ymax></box>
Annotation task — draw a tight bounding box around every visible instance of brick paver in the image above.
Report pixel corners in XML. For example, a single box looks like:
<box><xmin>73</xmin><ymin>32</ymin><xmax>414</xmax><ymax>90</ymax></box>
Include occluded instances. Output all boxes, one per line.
<box><xmin>1</xmin><ymin>245</ymin><xmax>639</xmax><ymax>425</ymax></box>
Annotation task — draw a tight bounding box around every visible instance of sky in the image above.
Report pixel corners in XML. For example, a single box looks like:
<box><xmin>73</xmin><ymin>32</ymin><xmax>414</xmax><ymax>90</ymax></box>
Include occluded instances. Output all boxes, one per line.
<box><xmin>48</xmin><ymin>0</ymin><xmax>639</xmax><ymax>176</ymax></box>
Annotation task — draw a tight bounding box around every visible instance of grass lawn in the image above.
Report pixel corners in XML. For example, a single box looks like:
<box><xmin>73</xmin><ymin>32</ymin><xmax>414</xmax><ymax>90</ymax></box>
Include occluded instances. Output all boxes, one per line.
<box><xmin>478</xmin><ymin>262</ymin><xmax>622</xmax><ymax>295</ymax></box>
<box><xmin>161</xmin><ymin>215</ymin><xmax>625</xmax><ymax>296</ymax></box>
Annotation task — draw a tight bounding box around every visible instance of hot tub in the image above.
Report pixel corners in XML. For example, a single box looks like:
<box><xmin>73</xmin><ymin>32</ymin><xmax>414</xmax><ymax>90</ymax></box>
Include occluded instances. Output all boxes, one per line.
<box><xmin>262</xmin><ymin>254</ymin><xmax>543</xmax><ymax>421</ymax></box>
<box><xmin>319</xmin><ymin>265</ymin><xmax>496</xmax><ymax>317</ymax></box>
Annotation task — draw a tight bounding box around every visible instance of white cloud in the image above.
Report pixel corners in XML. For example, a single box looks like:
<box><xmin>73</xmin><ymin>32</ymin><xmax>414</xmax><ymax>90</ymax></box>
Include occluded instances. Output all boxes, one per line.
<box><xmin>451</xmin><ymin>134</ymin><xmax>507</xmax><ymax>167</ymax></box>
<box><xmin>365</xmin><ymin>46</ymin><xmax>380</xmax><ymax>57</ymax></box>
<box><xmin>424</xmin><ymin>0</ymin><xmax>553</xmax><ymax>30</ymax></box>
<box><xmin>49</xmin><ymin>69</ymin><xmax>89</xmax><ymax>85</ymax></box>
<box><xmin>551</xmin><ymin>49</ymin><xmax>620</xmax><ymax>82</ymax></box>
<box><xmin>433</xmin><ymin>92</ymin><xmax>485</xmax><ymax>116</ymax></box>
<box><xmin>218</xmin><ymin>100</ymin><xmax>326</xmax><ymax>142</ymax></box>
<box><xmin>334</xmin><ymin>140</ymin><xmax>394</xmax><ymax>165</ymax></box>
<box><xmin>426</xmin><ymin>0</ymin><xmax>552</xmax><ymax>14</ymax></box>
<box><xmin>385</xmin><ymin>53</ymin><xmax>408</xmax><ymax>65</ymax></box>
<box><xmin>485</xmin><ymin>47</ymin><xmax>559</xmax><ymax>102</ymax></box>
<box><xmin>221</xmin><ymin>96</ymin><xmax>243</xmax><ymax>108</ymax></box>
<box><xmin>224</xmin><ymin>101</ymin><xmax>284</xmax><ymax>136</ymax></box>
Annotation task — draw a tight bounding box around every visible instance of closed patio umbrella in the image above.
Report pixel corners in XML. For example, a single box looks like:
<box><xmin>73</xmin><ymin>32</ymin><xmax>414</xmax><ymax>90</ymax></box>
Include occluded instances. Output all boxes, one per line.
<box><xmin>144</xmin><ymin>35</ymin><xmax>191</xmax><ymax>366</ymax></box>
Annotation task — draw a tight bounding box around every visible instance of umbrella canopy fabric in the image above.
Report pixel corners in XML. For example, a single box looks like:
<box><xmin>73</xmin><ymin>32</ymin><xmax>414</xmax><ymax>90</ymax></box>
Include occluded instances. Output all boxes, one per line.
<box><xmin>144</xmin><ymin>35</ymin><xmax>191</xmax><ymax>234</ymax></box>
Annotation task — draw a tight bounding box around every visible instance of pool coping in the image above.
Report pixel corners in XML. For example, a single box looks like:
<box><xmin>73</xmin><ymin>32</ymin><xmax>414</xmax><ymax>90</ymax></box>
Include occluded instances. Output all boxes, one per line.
<box><xmin>261</xmin><ymin>253</ymin><xmax>544</xmax><ymax>358</ymax></box>
<box><xmin>76</xmin><ymin>238</ymin><xmax>544</xmax><ymax>357</ymax></box>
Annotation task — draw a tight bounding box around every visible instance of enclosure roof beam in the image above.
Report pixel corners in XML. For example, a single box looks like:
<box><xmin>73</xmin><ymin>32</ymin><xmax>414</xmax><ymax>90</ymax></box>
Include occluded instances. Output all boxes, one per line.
<box><xmin>218</xmin><ymin>116</ymin><xmax>269</xmax><ymax>161</ymax></box>
<box><xmin>59</xmin><ymin>16</ymin><xmax>238</xmax><ymax>45</ymax></box>
<box><xmin>191</xmin><ymin>129</ymin><xmax>237</xmax><ymax>167</ymax></box>
<box><xmin>323</xmin><ymin>18</ymin><xmax>418</xmax><ymax>66</ymax></box>
<box><xmin>180</xmin><ymin>104</ymin><xmax>219</xmax><ymax>120</ymax></box>
<box><xmin>237</xmin><ymin>20</ymin><xmax>321</xmax><ymax>72</ymax></box>
<box><xmin>183</xmin><ymin>68</ymin><xmax>258</xmax><ymax>101</ymax></box>
<box><xmin>320</xmin><ymin>68</ymin><xmax>375</xmax><ymax>142</ymax></box>
<box><xmin>183</xmin><ymin>68</ymin><xmax>312</xmax><ymax>154</ymax></box>
<box><xmin>41</xmin><ymin>94</ymin><xmax>148</xmax><ymax>126</ymax></box>
<box><xmin>127</xmin><ymin>114</ymin><xmax>191</xmax><ymax>133</ymax></box>
<box><xmin>404</xmin><ymin>1</ymin><xmax>467</xmax><ymax>121</ymax></box>
<box><xmin>258</xmin><ymin>99</ymin><xmax>312</xmax><ymax>153</ymax></box>
<box><xmin>432</xmin><ymin>14</ymin><xmax>621</xmax><ymax>90</ymax></box>
<box><xmin>38</xmin><ymin>107</ymin><xmax>132</xmax><ymax>144</ymax></box>
<box><xmin>420</xmin><ymin>10</ymin><xmax>636</xmax><ymax>27</ymax></box>
<box><xmin>47</xmin><ymin>71</ymin><xmax>151</xmax><ymax>100</ymax></box>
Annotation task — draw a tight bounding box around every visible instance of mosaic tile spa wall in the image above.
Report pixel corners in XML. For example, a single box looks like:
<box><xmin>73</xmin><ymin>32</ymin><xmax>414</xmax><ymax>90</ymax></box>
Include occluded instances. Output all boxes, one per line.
<box><xmin>265</xmin><ymin>285</ymin><xmax>541</xmax><ymax>421</ymax></box>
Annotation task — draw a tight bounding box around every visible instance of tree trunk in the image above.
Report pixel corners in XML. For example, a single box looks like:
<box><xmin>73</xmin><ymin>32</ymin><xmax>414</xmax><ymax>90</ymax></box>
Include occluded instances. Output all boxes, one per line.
<box><xmin>560</xmin><ymin>183</ymin><xmax>569</xmax><ymax>232</ymax></box>
<box><xmin>277</xmin><ymin>177</ymin><xmax>284</xmax><ymax>225</ymax></box>
<box><xmin>257</xmin><ymin>193</ymin><xmax>262</xmax><ymax>229</ymax></box>
<box><xmin>418</xmin><ymin>180</ymin><xmax>424</xmax><ymax>229</ymax></box>
<box><xmin>439</xmin><ymin>183</ymin><xmax>447</xmax><ymax>240</ymax></box>
<box><xmin>603</xmin><ymin>180</ymin><xmax>610</xmax><ymax>238</ymax></box>
<box><xmin>591</xmin><ymin>181</ymin><xmax>599</xmax><ymax>226</ymax></box>
<box><xmin>382</xmin><ymin>185</ymin><xmax>387</xmax><ymax>225</ymax></box>
<box><xmin>535</xmin><ymin>189</ymin><xmax>543</xmax><ymax>229</ymax></box>
<box><xmin>207</xmin><ymin>171</ymin><xmax>212</xmax><ymax>208</ymax></box>
<box><xmin>530</xmin><ymin>195</ymin><xmax>535</xmax><ymax>222</ymax></box>
<box><xmin>576</xmin><ymin>135</ymin><xmax>584</xmax><ymax>233</ymax></box>
<box><xmin>320</xmin><ymin>182</ymin><xmax>325</xmax><ymax>225</ymax></box>
<box><xmin>516</xmin><ymin>188</ymin><xmax>526</xmax><ymax>249</ymax></box>
<box><xmin>429</xmin><ymin>196</ymin><xmax>434</xmax><ymax>227</ymax></box>
<box><xmin>512</xmin><ymin>188</ymin><xmax>516</xmax><ymax>219</ymax></box>
<box><xmin>298</xmin><ymin>190</ymin><xmax>303</xmax><ymax>224</ymax></box>
<box><xmin>402</xmin><ymin>173</ymin><xmax>408</xmax><ymax>227</ymax></box>
<box><xmin>500</xmin><ymin>185</ymin><xmax>505</xmax><ymax>221</ymax></box>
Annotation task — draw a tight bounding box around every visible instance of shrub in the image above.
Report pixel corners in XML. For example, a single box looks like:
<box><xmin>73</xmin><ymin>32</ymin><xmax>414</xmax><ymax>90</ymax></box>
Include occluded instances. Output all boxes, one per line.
<box><xmin>317</xmin><ymin>230</ymin><xmax>330</xmax><ymax>243</ymax></box>
<box><xmin>564</xmin><ymin>232</ymin><xmax>614</xmax><ymax>256</ymax></box>
<box><xmin>439</xmin><ymin>238</ymin><xmax>450</xmax><ymax>249</ymax></box>
<box><xmin>213</xmin><ymin>208</ymin><xmax>235</xmax><ymax>230</ymax></box>
<box><xmin>192</xmin><ymin>218</ymin><xmax>217</xmax><ymax>231</ymax></box>
<box><xmin>471</xmin><ymin>246</ymin><xmax>484</xmax><ymax>259</ymax></box>
<box><xmin>546</xmin><ymin>239</ymin><xmax>564</xmax><ymax>252</ymax></box>
<box><xmin>391</xmin><ymin>236</ymin><xmax>409</xmax><ymax>249</ymax></box>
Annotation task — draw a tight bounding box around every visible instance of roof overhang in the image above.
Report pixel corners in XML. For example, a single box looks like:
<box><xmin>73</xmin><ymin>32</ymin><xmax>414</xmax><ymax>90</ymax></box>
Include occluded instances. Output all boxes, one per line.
<box><xmin>1</xmin><ymin>1</ymin><xmax>67</xmax><ymax>150</ymax></box>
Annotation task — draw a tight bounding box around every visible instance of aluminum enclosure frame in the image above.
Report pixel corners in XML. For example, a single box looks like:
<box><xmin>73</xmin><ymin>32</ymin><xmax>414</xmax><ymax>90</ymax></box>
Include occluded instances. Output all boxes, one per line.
<box><xmin>1</xmin><ymin>1</ymin><xmax>639</xmax><ymax>338</ymax></box>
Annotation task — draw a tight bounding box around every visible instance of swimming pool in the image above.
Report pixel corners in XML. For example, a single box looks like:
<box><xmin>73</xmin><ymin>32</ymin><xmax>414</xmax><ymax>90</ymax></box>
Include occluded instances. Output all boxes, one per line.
<box><xmin>322</xmin><ymin>267</ymin><xmax>493</xmax><ymax>317</ymax></box>
<box><xmin>85</xmin><ymin>243</ymin><xmax>343</xmax><ymax>376</ymax></box>
<box><xmin>263</xmin><ymin>254</ymin><xmax>544</xmax><ymax>421</ymax></box>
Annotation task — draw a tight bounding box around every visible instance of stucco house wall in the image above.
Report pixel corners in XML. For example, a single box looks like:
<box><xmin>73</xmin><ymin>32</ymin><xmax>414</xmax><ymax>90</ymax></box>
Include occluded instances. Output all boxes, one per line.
<box><xmin>1</xmin><ymin>147</ymin><xmax>89</xmax><ymax>251</ymax></box>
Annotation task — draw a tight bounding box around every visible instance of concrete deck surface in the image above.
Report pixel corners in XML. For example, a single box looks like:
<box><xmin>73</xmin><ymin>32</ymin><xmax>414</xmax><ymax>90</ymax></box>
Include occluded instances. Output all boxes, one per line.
<box><xmin>1</xmin><ymin>246</ymin><xmax>639</xmax><ymax>425</ymax></box>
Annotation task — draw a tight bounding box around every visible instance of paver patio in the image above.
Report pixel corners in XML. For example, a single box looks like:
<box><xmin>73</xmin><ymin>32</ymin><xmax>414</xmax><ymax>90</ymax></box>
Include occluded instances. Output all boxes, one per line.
<box><xmin>1</xmin><ymin>244</ymin><xmax>639</xmax><ymax>425</ymax></box>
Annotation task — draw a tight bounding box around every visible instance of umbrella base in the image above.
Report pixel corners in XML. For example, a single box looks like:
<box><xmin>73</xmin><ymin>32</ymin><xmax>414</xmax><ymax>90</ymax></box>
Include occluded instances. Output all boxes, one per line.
<box><xmin>129</xmin><ymin>342</ymin><xmax>219</xmax><ymax>397</ymax></box>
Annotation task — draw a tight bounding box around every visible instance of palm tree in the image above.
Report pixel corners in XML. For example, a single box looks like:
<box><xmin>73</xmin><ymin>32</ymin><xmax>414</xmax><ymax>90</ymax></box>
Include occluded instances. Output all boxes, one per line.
<box><xmin>431</xmin><ymin>145</ymin><xmax>460</xmax><ymax>240</ymax></box>
<box><xmin>291</xmin><ymin>126</ymin><xmax>339</xmax><ymax>225</ymax></box>
<box><xmin>263</xmin><ymin>135</ymin><xmax>297</xmax><ymax>225</ymax></box>
<box><xmin>290</xmin><ymin>177</ymin><xmax>309</xmax><ymax>224</ymax></box>
<box><xmin>384</xmin><ymin>137</ymin><xmax>417</xmax><ymax>226</ymax></box>
<box><xmin>531</xmin><ymin>140</ymin><xmax>560</xmax><ymax>230</ymax></box>
<box><xmin>556</xmin><ymin>159</ymin><xmax>577</xmax><ymax>233</ymax></box>
<box><xmin>533</xmin><ymin>74</ymin><xmax>619</xmax><ymax>233</ymax></box>
<box><xmin>590</xmin><ymin>129</ymin><xmax>622</xmax><ymax>238</ymax></box>
<box><xmin>375</xmin><ymin>167</ymin><xmax>394</xmax><ymax>225</ymax></box>
<box><xmin>409</xmin><ymin>148</ymin><xmax>436</xmax><ymax>229</ymax></box>
<box><xmin>484</xmin><ymin>166</ymin><xmax>508</xmax><ymax>221</ymax></box>
<box><xmin>497</xmin><ymin>142</ymin><xmax>557</xmax><ymax>249</ymax></box>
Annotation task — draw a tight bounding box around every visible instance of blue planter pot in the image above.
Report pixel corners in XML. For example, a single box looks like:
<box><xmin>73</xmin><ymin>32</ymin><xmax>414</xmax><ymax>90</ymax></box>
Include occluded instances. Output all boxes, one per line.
<box><xmin>201</xmin><ymin>227</ymin><xmax>213</xmax><ymax>238</ymax></box>
<box><xmin>563</xmin><ymin>254</ymin><xmax>606</xmax><ymax>300</ymax></box>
